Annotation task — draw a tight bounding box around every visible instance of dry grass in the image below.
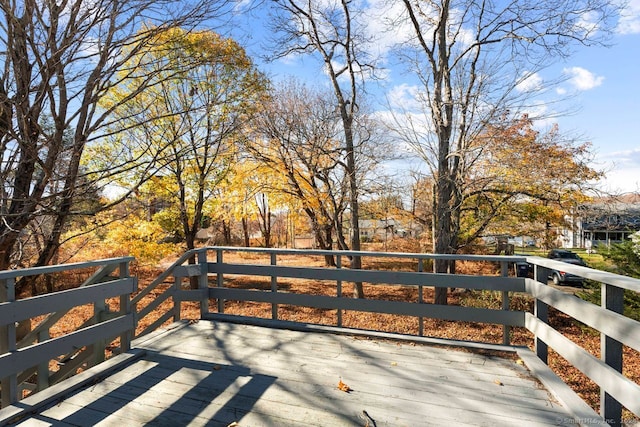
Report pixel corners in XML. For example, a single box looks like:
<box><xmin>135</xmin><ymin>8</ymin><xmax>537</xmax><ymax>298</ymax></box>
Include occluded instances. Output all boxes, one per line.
<box><xmin>22</xmin><ymin>250</ymin><xmax>640</xmax><ymax>422</ymax></box>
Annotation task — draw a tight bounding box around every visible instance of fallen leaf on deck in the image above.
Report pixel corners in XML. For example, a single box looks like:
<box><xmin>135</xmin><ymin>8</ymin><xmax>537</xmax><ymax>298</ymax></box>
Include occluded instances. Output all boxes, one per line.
<box><xmin>494</xmin><ymin>379</ymin><xmax>504</xmax><ymax>386</ymax></box>
<box><xmin>338</xmin><ymin>378</ymin><xmax>352</xmax><ymax>392</ymax></box>
<box><xmin>213</xmin><ymin>365</ymin><xmax>222</xmax><ymax>371</ymax></box>
<box><xmin>390</xmin><ymin>361</ymin><xmax>397</xmax><ymax>366</ymax></box>
<box><xmin>516</xmin><ymin>359</ymin><xmax>524</xmax><ymax>365</ymax></box>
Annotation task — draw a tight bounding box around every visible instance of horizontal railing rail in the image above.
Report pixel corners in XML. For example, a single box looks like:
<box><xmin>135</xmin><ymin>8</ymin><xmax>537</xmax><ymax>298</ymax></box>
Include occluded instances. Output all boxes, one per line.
<box><xmin>0</xmin><ymin>257</ymin><xmax>136</xmax><ymax>408</ymax></box>
<box><xmin>525</xmin><ymin>255</ymin><xmax>640</xmax><ymax>423</ymax></box>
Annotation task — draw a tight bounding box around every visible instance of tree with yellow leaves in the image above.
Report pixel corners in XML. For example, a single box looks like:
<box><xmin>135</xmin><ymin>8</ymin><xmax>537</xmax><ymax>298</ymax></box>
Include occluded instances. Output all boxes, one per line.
<box><xmin>216</xmin><ymin>160</ymin><xmax>289</xmax><ymax>248</ymax></box>
<box><xmin>247</xmin><ymin>80</ymin><xmax>348</xmax><ymax>266</ymax></box>
<box><xmin>0</xmin><ymin>0</ymin><xmax>234</xmax><ymax>275</ymax></box>
<box><xmin>464</xmin><ymin>115</ymin><xmax>602</xmax><ymax>249</ymax></box>
<box><xmin>90</xmin><ymin>28</ymin><xmax>268</xmax><ymax>284</ymax></box>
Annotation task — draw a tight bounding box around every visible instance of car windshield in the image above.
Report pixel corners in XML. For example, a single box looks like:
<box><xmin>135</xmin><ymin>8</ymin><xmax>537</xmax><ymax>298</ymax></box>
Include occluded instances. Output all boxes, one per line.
<box><xmin>558</xmin><ymin>251</ymin><xmax>580</xmax><ymax>259</ymax></box>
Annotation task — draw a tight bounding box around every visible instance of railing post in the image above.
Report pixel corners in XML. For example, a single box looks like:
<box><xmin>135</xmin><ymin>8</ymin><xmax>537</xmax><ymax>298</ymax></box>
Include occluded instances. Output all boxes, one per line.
<box><xmin>172</xmin><ymin>276</ymin><xmax>182</xmax><ymax>322</ymax></box>
<box><xmin>601</xmin><ymin>283</ymin><xmax>624</xmax><ymax>426</ymax></box>
<box><xmin>216</xmin><ymin>249</ymin><xmax>224</xmax><ymax>314</ymax></box>
<box><xmin>418</xmin><ymin>258</ymin><xmax>424</xmax><ymax>337</ymax></box>
<box><xmin>500</xmin><ymin>261</ymin><xmax>510</xmax><ymax>346</ymax></box>
<box><xmin>93</xmin><ymin>297</ymin><xmax>107</xmax><ymax>365</ymax></box>
<box><xmin>120</xmin><ymin>260</ymin><xmax>133</xmax><ymax>352</ymax></box>
<box><xmin>37</xmin><ymin>329</ymin><xmax>50</xmax><ymax>391</ymax></box>
<box><xmin>336</xmin><ymin>255</ymin><xmax>342</xmax><ymax>327</ymax></box>
<box><xmin>271</xmin><ymin>253</ymin><xmax>278</xmax><ymax>320</ymax></box>
<box><xmin>0</xmin><ymin>277</ymin><xmax>18</xmax><ymax>407</ymax></box>
<box><xmin>534</xmin><ymin>265</ymin><xmax>549</xmax><ymax>364</ymax></box>
<box><xmin>198</xmin><ymin>250</ymin><xmax>209</xmax><ymax>319</ymax></box>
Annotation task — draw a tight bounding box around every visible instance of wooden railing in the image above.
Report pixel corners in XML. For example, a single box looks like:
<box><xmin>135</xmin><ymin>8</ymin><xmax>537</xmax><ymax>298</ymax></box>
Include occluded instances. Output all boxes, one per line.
<box><xmin>2</xmin><ymin>248</ymin><xmax>639</xmax><ymax>426</ymax></box>
<box><xmin>134</xmin><ymin>246</ymin><xmax>640</xmax><ymax>426</ymax></box>
<box><xmin>0</xmin><ymin>257</ymin><xmax>136</xmax><ymax>408</ymax></box>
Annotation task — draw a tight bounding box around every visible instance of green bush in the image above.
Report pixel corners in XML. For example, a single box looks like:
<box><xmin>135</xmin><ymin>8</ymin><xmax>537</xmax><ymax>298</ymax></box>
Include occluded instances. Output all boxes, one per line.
<box><xmin>576</xmin><ymin>237</ymin><xmax>640</xmax><ymax>322</ymax></box>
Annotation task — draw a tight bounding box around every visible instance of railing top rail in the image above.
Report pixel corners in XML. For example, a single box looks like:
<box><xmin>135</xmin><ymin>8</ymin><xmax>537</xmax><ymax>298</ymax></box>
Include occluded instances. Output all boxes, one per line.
<box><xmin>195</xmin><ymin>246</ymin><xmax>528</xmax><ymax>263</ymax></box>
<box><xmin>526</xmin><ymin>255</ymin><xmax>640</xmax><ymax>293</ymax></box>
<box><xmin>0</xmin><ymin>257</ymin><xmax>135</xmax><ymax>281</ymax></box>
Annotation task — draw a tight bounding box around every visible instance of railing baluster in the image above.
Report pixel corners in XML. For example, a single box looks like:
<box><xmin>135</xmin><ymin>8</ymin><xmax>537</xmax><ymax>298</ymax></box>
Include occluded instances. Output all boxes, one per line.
<box><xmin>271</xmin><ymin>253</ymin><xmax>278</xmax><ymax>320</ymax></box>
<box><xmin>336</xmin><ymin>255</ymin><xmax>342</xmax><ymax>327</ymax></box>
<box><xmin>198</xmin><ymin>250</ymin><xmax>209</xmax><ymax>319</ymax></box>
<box><xmin>93</xmin><ymin>298</ymin><xmax>106</xmax><ymax>365</ymax></box>
<box><xmin>601</xmin><ymin>283</ymin><xmax>624</xmax><ymax>425</ymax></box>
<box><xmin>120</xmin><ymin>260</ymin><xmax>133</xmax><ymax>352</ymax></box>
<box><xmin>172</xmin><ymin>276</ymin><xmax>182</xmax><ymax>322</ymax></box>
<box><xmin>500</xmin><ymin>261</ymin><xmax>510</xmax><ymax>345</ymax></box>
<box><xmin>0</xmin><ymin>277</ymin><xmax>17</xmax><ymax>407</ymax></box>
<box><xmin>37</xmin><ymin>329</ymin><xmax>50</xmax><ymax>391</ymax></box>
<box><xmin>534</xmin><ymin>265</ymin><xmax>549</xmax><ymax>364</ymax></box>
<box><xmin>216</xmin><ymin>249</ymin><xmax>224</xmax><ymax>314</ymax></box>
<box><xmin>418</xmin><ymin>258</ymin><xmax>424</xmax><ymax>337</ymax></box>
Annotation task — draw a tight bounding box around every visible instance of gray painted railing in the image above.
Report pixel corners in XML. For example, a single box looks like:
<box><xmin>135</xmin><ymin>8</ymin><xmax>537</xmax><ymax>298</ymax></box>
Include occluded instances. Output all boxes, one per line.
<box><xmin>138</xmin><ymin>246</ymin><xmax>640</xmax><ymax>426</ymax></box>
<box><xmin>2</xmin><ymin>248</ymin><xmax>639</xmax><ymax>426</ymax></box>
<box><xmin>0</xmin><ymin>257</ymin><xmax>136</xmax><ymax>408</ymax></box>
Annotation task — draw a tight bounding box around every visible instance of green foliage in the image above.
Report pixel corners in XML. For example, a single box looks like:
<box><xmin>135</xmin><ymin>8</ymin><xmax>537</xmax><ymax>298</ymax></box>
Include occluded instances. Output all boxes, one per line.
<box><xmin>600</xmin><ymin>237</ymin><xmax>640</xmax><ymax>278</ymax></box>
<box><xmin>576</xmin><ymin>235</ymin><xmax>640</xmax><ymax>321</ymax></box>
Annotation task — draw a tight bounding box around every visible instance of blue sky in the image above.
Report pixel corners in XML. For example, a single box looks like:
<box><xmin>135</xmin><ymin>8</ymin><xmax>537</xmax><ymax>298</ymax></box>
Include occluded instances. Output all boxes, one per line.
<box><xmin>232</xmin><ymin>1</ymin><xmax>640</xmax><ymax>195</ymax></box>
<box><xmin>551</xmin><ymin>29</ymin><xmax>640</xmax><ymax>194</ymax></box>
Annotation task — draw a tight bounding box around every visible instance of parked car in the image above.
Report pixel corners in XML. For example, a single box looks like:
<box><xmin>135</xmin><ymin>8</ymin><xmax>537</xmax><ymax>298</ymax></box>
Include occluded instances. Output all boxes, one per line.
<box><xmin>547</xmin><ymin>249</ymin><xmax>586</xmax><ymax>285</ymax></box>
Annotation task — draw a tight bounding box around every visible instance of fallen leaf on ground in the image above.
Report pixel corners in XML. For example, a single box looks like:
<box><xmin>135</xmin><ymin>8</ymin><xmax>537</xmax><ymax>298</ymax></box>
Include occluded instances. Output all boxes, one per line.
<box><xmin>338</xmin><ymin>378</ymin><xmax>352</xmax><ymax>392</ymax></box>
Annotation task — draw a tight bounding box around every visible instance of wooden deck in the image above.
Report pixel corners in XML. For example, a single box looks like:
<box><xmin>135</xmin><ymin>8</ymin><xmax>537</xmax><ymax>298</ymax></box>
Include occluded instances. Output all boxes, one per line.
<box><xmin>8</xmin><ymin>320</ymin><xmax>589</xmax><ymax>426</ymax></box>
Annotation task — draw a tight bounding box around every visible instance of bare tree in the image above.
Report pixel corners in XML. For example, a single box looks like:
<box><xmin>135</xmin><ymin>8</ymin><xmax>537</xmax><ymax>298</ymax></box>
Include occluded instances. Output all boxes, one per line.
<box><xmin>390</xmin><ymin>0</ymin><xmax>620</xmax><ymax>304</ymax></box>
<box><xmin>248</xmin><ymin>80</ymin><xmax>347</xmax><ymax>266</ymax></box>
<box><xmin>268</xmin><ymin>0</ymin><xmax>378</xmax><ymax>297</ymax></box>
<box><xmin>0</xmin><ymin>0</ymin><xmax>234</xmax><ymax>276</ymax></box>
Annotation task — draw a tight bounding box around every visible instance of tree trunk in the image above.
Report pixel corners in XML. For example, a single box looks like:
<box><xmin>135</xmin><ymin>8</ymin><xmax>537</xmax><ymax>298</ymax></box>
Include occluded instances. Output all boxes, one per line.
<box><xmin>242</xmin><ymin>217</ymin><xmax>250</xmax><ymax>247</ymax></box>
<box><xmin>342</xmin><ymin>103</ymin><xmax>364</xmax><ymax>298</ymax></box>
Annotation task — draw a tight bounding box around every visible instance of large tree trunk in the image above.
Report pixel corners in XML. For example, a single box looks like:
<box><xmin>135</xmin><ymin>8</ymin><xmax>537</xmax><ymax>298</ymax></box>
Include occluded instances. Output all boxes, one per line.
<box><xmin>242</xmin><ymin>217</ymin><xmax>250</xmax><ymax>247</ymax></box>
<box><xmin>342</xmin><ymin>100</ymin><xmax>364</xmax><ymax>298</ymax></box>
<box><xmin>433</xmin><ymin>174</ymin><xmax>453</xmax><ymax>305</ymax></box>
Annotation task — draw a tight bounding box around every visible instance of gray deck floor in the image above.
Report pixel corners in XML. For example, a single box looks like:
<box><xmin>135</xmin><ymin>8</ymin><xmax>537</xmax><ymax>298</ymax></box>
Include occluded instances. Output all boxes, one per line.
<box><xmin>13</xmin><ymin>320</ymin><xmax>583</xmax><ymax>426</ymax></box>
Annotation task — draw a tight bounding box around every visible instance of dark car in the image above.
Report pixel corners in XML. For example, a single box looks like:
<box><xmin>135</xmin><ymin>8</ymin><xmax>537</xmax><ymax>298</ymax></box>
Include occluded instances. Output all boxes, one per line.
<box><xmin>547</xmin><ymin>249</ymin><xmax>586</xmax><ymax>285</ymax></box>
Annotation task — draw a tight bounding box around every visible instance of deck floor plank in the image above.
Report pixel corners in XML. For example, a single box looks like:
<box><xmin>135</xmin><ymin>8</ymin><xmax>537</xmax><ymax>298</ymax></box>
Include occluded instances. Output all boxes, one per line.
<box><xmin>13</xmin><ymin>321</ymin><xmax>586</xmax><ymax>426</ymax></box>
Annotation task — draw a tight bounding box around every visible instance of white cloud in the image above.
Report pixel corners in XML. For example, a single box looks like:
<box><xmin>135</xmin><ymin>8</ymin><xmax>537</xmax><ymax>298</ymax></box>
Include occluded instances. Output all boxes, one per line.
<box><xmin>597</xmin><ymin>148</ymin><xmax>640</xmax><ymax>193</ymax></box>
<box><xmin>516</xmin><ymin>72</ymin><xmax>543</xmax><ymax>92</ymax></box>
<box><xmin>601</xmin><ymin>148</ymin><xmax>640</xmax><ymax>167</ymax></box>
<box><xmin>617</xmin><ymin>0</ymin><xmax>640</xmax><ymax>34</ymax></box>
<box><xmin>361</xmin><ymin>1</ymin><xmax>476</xmax><ymax>60</ymax></box>
<box><xmin>387</xmin><ymin>83</ymin><xmax>423</xmax><ymax>111</ymax></box>
<box><xmin>575</xmin><ymin>10</ymin><xmax>603</xmax><ymax>36</ymax></box>
<box><xmin>563</xmin><ymin>67</ymin><xmax>604</xmax><ymax>91</ymax></box>
<box><xmin>362</xmin><ymin>0</ymin><xmax>416</xmax><ymax>55</ymax></box>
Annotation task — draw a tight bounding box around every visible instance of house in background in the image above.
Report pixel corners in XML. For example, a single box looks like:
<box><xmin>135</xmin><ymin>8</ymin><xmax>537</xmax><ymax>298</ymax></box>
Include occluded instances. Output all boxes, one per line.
<box><xmin>568</xmin><ymin>194</ymin><xmax>640</xmax><ymax>249</ymax></box>
<box><xmin>358</xmin><ymin>218</ymin><xmax>422</xmax><ymax>242</ymax></box>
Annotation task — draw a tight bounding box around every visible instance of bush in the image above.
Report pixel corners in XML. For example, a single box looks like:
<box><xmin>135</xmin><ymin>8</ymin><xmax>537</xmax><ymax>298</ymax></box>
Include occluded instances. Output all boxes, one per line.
<box><xmin>576</xmin><ymin>235</ymin><xmax>640</xmax><ymax>321</ymax></box>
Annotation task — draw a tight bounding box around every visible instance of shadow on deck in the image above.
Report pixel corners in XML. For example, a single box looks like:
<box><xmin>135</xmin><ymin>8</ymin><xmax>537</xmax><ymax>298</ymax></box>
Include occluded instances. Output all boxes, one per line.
<box><xmin>4</xmin><ymin>320</ymin><xmax>594</xmax><ymax>426</ymax></box>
